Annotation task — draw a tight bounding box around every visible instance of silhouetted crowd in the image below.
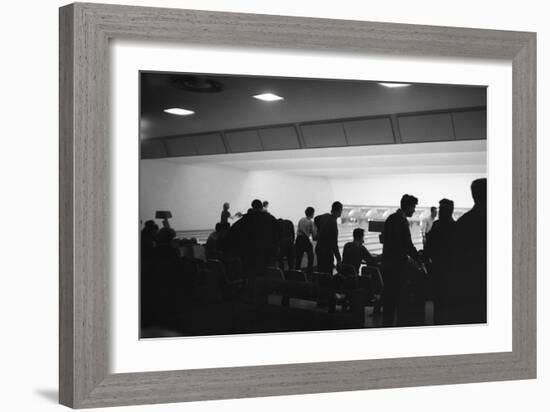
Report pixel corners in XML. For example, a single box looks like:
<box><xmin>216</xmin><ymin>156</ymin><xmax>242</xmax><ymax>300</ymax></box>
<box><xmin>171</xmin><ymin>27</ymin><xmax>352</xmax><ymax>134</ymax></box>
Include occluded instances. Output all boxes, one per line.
<box><xmin>140</xmin><ymin>178</ymin><xmax>487</xmax><ymax>333</ymax></box>
<box><xmin>424</xmin><ymin>178</ymin><xmax>487</xmax><ymax>326</ymax></box>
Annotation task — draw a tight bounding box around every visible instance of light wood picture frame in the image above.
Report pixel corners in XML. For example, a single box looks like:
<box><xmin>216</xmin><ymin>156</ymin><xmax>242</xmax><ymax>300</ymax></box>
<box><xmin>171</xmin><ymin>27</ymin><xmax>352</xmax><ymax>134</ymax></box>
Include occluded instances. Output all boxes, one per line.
<box><xmin>59</xmin><ymin>2</ymin><xmax>536</xmax><ymax>408</ymax></box>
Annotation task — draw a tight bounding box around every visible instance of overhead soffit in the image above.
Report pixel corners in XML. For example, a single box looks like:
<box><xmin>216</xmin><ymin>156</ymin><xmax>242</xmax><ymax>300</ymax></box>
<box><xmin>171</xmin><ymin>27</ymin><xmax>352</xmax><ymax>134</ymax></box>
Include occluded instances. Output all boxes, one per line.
<box><xmin>140</xmin><ymin>72</ymin><xmax>487</xmax><ymax>160</ymax></box>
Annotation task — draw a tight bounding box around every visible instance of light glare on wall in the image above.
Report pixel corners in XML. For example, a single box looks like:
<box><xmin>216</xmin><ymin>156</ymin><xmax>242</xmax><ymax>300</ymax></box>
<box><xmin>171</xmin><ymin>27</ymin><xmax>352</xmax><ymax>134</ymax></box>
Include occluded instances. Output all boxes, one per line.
<box><xmin>378</xmin><ymin>83</ymin><xmax>411</xmax><ymax>88</ymax></box>
<box><xmin>252</xmin><ymin>93</ymin><xmax>284</xmax><ymax>101</ymax></box>
<box><xmin>164</xmin><ymin>108</ymin><xmax>195</xmax><ymax>116</ymax></box>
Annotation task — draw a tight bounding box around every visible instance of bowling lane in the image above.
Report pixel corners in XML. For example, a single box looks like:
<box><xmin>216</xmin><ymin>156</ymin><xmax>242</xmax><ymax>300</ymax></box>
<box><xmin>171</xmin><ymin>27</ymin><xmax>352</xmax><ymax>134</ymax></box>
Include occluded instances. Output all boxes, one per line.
<box><xmin>176</xmin><ymin>222</ymin><xmax>424</xmax><ymax>256</ymax></box>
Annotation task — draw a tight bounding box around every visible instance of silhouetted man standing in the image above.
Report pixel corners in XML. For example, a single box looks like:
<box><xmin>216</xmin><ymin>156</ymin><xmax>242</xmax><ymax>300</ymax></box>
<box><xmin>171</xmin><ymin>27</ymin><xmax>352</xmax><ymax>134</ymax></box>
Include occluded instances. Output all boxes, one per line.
<box><xmin>382</xmin><ymin>194</ymin><xmax>420</xmax><ymax>327</ymax></box>
<box><xmin>447</xmin><ymin>178</ymin><xmax>487</xmax><ymax>324</ymax></box>
<box><xmin>277</xmin><ymin>218</ymin><xmax>296</xmax><ymax>271</ymax></box>
<box><xmin>140</xmin><ymin>220</ymin><xmax>159</xmax><ymax>266</ymax></box>
<box><xmin>315</xmin><ymin>201</ymin><xmax>343</xmax><ymax>274</ymax></box>
<box><xmin>424</xmin><ymin>198</ymin><xmax>456</xmax><ymax>325</ymax></box>
<box><xmin>220</xmin><ymin>202</ymin><xmax>243</xmax><ymax>226</ymax></box>
<box><xmin>220</xmin><ymin>202</ymin><xmax>231</xmax><ymax>225</ymax></box>
<box><xmin>227</xmin><ymin>199</ymin><xmax>279</xmax><ymax>300</ymax></box>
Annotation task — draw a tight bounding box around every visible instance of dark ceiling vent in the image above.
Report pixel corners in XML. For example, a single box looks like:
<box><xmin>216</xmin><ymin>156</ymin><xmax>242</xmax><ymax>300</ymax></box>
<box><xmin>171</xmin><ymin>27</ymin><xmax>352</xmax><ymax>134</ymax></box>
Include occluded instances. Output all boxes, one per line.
<box><xmin>171</xmin><ymin>76</ymin><xmax>223</xmax><ymax>93</ymax></box>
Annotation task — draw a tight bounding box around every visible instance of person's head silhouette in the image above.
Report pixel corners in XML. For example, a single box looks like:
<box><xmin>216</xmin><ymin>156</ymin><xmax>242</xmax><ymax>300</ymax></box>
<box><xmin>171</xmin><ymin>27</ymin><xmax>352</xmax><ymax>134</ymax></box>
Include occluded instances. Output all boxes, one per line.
<box><xmin>471</xmin><ymin>178</ymin><xmax>487</xmax><ymax>207</ymax></box>
<box><xmin>331</xmin><ymin>201</ymin><xmax>343</xmax><ymax>218</ymax></box>
<box><xmin>438</xmin><ymin>198</ymin><xmax>454</xmax><ymax>221</ymax></box>
<box><xmin>143</xmin><ymin>220</ymin><xmax>159</xmax><ymax>235</ymax></box>
<box><xmin>353</xmin><ymin>228</ymin><xmax>365</xmax><ymax>244</ymax></box>
<box><xmin>400</xmin><ymin>194</ymin><xmax>418</xmax><ymax>218</ymax></box>
<box><xmin>251</xmin><ymin>199</ymin><xmax>263</xmax><ymax>211</ymax></box>
<box><xmin>305</xmin><ymin>206</ymin><xmax>315</xmax><ymax>219</ymax></box>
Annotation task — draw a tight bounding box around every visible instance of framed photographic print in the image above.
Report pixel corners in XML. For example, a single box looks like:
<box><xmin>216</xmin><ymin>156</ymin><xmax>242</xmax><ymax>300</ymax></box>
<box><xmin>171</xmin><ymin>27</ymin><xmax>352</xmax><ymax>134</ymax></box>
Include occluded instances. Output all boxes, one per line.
<box><xmin>59</xmin><ymin>2</ymin><xmax>536</xmax><ymax>408</ymax></box>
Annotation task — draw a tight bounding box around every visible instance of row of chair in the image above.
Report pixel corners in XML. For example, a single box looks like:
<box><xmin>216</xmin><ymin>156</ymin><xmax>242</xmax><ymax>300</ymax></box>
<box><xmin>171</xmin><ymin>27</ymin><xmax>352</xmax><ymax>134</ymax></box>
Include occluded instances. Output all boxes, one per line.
<box><xmin>263</xmin><ymin>265</ymin><xmax>383</xmax><ymax>316</ymax></box>
<box><xmin>178</xmin><ymin>243</ymin><xmax>206</xmax><ymax>261</ymax></box>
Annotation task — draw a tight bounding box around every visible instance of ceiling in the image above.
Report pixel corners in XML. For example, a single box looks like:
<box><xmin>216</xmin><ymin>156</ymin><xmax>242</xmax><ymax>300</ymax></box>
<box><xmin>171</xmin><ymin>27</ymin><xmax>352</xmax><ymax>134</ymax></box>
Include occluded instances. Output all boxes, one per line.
<box><xmin>140</xmin><ymin>72</ymin><xmax>487</xmax><ymax>140</ymax></box>
<box><xmin>161</xmin><ymin>140</ymin><xmax>487</xmax><ymax>178</ymax></box>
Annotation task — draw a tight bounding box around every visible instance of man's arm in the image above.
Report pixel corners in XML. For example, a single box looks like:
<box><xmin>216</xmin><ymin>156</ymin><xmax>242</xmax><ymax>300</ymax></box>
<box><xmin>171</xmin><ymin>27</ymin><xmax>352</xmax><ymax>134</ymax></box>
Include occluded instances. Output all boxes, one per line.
<box><xmin>312</xmin><ymin>216</ymin><xmax>320</xmax><ymax>241</ymax></box>
<box><xmin>310</xmin><ymin>219</ymin><xmax>317</xmax><ymax>240</ymax></box>
<box><xmin>402</xmin><ymin>218</ymin><xmax>419</xmax><ymax>260</ymax></box>
<box><xmin>331</xmin><ymin>220</ymin><xmax>342</xmax><ymax>265</ymax></box>
<box><xmin>420</xmin><ymin>218</ymin><xmax>428</xmax><ymax>236</ymax></box>
<box><xmin>362</xmin><ymin>245</ymin><xmax>373</xmax><ymax>262</ymax></box>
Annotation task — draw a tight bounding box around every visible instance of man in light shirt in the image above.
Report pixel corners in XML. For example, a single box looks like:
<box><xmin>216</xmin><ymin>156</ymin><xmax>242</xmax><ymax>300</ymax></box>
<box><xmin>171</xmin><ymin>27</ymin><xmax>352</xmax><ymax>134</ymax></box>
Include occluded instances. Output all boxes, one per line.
<box><xmin>295</xmin><ymin>206</ymin><xmax>316</xmax><ymax>273</ymax></box>
<box><xmin>421</xmin><ymin>206</ymin><xmax>437</xmax><ymax>245</ymax></box>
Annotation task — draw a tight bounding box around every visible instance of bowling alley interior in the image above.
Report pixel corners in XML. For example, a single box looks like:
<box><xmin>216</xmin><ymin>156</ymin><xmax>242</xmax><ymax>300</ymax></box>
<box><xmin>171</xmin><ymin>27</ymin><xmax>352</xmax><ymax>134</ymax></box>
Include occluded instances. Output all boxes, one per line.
<box><xmin>139</xmin><ymin>72</ymin><xmax>487</xmax><ymax>338</ymax></box>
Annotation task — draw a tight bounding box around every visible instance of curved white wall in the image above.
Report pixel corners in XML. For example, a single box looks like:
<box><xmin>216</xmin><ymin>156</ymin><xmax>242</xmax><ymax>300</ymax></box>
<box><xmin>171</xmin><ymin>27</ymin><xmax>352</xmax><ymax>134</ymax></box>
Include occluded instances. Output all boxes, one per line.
<box><xmin>140</xmin><ymin>159</ymin><xmax>334</xmax><ymax>230</ymax></box>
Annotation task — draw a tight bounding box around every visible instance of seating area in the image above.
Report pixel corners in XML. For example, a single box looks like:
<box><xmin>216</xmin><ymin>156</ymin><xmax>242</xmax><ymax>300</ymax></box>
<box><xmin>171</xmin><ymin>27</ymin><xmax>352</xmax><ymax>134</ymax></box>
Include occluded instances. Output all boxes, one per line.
<box><xmin>141</xmin><ymin>234</ymin><xmax>410</xmax><ymax>338</ymax></box>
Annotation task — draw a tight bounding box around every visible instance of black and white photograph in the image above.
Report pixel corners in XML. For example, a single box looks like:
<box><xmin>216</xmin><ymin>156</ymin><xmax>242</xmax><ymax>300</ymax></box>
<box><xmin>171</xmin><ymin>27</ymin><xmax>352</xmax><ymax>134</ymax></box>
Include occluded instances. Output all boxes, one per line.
<box><xmin>1</xmin><ymin>0</ymin><xmax>543</xmax><ymax>410</ymax></box>
<box><xmin>139</xmin><ymin>72</ymin><xmax>487</xmax><ymax>338</ymax></box>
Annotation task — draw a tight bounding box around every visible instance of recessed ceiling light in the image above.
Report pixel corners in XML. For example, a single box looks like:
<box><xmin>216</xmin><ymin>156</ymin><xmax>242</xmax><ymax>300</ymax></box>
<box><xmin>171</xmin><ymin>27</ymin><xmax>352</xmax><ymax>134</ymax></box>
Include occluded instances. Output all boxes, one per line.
<box><xmin>164</xmin><ymin>108</ymin><xmax>195</xmax><ymax>116</ymax></box>
<box><xmin>378</xmin><ymin>82</ymin><xmax>411</xmax><ymax>88</ymax></box>
<box><xmin>252</xmin><ymin>93</ymin><xmax>284</xmax><ymax>102</ymax></box>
